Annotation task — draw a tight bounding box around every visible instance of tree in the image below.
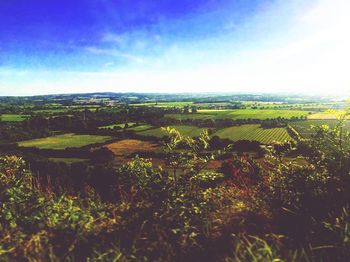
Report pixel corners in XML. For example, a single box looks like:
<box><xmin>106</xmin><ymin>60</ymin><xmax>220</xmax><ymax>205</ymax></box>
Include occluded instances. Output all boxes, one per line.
<box><xmin>183</xmin><ymin>105</ymin><xmax>190</xmax><ymax>114</ymax></box>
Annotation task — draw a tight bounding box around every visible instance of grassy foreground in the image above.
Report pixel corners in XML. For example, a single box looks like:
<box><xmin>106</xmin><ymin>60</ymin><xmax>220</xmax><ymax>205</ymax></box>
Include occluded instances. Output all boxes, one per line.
<box><xmin>1</xmin><ymin>123</ymin><xmax>350</xmax><ymax>261</ymax></box>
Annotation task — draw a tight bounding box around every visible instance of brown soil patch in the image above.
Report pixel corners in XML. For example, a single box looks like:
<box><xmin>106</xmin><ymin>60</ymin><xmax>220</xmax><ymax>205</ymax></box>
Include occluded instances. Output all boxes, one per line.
<box><xmin>104</xmin><ymin>139</ymin><xmax>161</xmax><ymax>164</ymax></box>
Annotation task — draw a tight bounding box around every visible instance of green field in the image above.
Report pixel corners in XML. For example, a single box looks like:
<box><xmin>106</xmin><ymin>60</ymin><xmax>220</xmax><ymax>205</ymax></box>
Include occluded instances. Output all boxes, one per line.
<box><xmin>128</xmin><ymin>124</ymin><xmax>154</xmax><ymax>132</ymax></box>
<box><xmin>0</xmin><ymin>114</ymin><xmax>30</xmax><ymax>122</ymax></box>
<box><xmin>137</xmin><ymin>125</ymin><xmax>207</xmax><ymax>138</ymax></box>
<box><xmin>48</xmin><ymin>158</ymin><xmax>89</xmax><ymax>164</ymax></box>
<box><xmin>165</xmin><ymin>109</ymin><xmax>310</xmax><ymax>120</ymax></box>
<box><xmin>136</xmin><ymin>123</ymin><xmax>292</xmax><ymax>143</ymax></box>
<box><xmin>99</xmin><ymin>122</ymin><xmax>136</xmax><ymax>129</ymax></box>
<box><xmin>130</xmin><ymin>102</ymin><xmax>194</xmax><ymax>107</ymax></box>
<box><xmin>291</xmin><ymin>120</ymin><xmax>350</xmax><ymax>138</ymax></box>
<box><xmin>18</xmin><ymin>133</ymin><xmax>112</xmax><ymax>149</ymax></box>
<box><xmin>213</xmin><ymin>124</ymin><xmax>292</xmax><ymax>144</ymax></box>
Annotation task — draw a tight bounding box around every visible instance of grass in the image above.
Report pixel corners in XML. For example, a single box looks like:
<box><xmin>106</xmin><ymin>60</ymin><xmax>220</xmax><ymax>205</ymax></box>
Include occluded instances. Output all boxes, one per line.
<box><xmin>18</xmin><ymin>133</ymin><xmax>112</xmax><ymax>149</ymax></box>
<box><xmin>213</xmin><ymin>124</ymin><xmax>292</xmax><ymax>144</ymax></box>
<box><xmin>0</xmin><ymin>114</ymin><xmax>30</xmax><ymax>122</ymax></box>
<box><xmin>137</xmin><ymin>125</ymin><xmax>207</xmax><ymax>137</ymax></box>
<box><xmin>128</xmin><ymin>124</ymin><xmax>154</xmax><ymax>132</ymax></box>
<box><xmin>48</xmin><ymin>158</ymin><xmax>89</xmax><ymax>164</ymax></box>
<box><xmin>98</xmin><ymin>122</ymin><xmax>136</xmax><ymax>129</ymax></box>
<box><xmin>165</xmin><ymin>109</ymin><xmax>310</xmax><ymax>120</ymax></box>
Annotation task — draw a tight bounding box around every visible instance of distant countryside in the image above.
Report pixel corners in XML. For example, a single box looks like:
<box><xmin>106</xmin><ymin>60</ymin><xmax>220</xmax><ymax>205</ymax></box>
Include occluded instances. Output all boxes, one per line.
<box><xmin>1</xmin><ymin>93</ymin><xmax>350</xmax><ymax>260</ymax></box>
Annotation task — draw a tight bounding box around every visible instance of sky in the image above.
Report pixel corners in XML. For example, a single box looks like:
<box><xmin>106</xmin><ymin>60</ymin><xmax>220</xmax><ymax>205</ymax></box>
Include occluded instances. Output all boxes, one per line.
<box><xmin>0</xmin><ymin>0</ymin><xmax>349</xmax><ymax>96</ymax></box>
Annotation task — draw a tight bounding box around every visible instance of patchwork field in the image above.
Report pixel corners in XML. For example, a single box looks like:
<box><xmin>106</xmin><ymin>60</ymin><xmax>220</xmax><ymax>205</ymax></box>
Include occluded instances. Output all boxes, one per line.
<box><xmin>137</xmin><ymin>125</ymin><xmax>207</xmax><ymax>137</ymax></box>
<box><xmin>0</xmin><ymin>114</ymin><xmax>30</xmax><ymax>122</ymax></box>
<box><xmin>135</xmin><ymin>123</ymin><xmax>292</xmax><ymax>144</ymax></box>
<box><xmin>18</xmin><ymin>133</ymin><xmax>112</xmax><ymax>149</ymax></box>
<box><xmin>213</xmin><ymin>124</ymin><xmax>292</xmax><ymax>144</ymax></box>
<box><xmin>165</xmin><ymin>109</ymin><xmax>310</xmax><ymax>120</ymax></box>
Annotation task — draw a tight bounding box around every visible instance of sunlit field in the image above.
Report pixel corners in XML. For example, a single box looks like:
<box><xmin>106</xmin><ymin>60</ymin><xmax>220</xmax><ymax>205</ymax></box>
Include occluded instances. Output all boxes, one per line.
<box><xmin>165</xmin><ymin>109</ymin><xmax>310</xmax><ymax>120</ymax></box>
<box><xmin>18</xmin><ymin>133</ymin><xmax>112</xmax><ymax>149</ymax></box>
<box><xmin>0</xmin><ymin>114</ymin><xmax>30</xmax><ymax>122</ymax></box>
<box><xmin>213</xmin><ymin>124</ymin><xmax>292</xmax><ymax>144</ymax></box>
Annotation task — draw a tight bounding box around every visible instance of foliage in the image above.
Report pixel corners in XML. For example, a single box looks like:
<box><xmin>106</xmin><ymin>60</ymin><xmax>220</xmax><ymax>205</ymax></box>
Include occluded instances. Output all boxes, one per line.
<box><xmin>2</xmin><ymin>118</ymin><xmax>350</xmax><ymax>261</ymax></box>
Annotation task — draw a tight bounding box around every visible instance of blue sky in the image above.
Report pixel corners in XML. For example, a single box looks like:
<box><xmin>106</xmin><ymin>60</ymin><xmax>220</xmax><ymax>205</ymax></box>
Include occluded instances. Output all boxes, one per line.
<box><xmin>0</xmin><ymin>0</ymin><xmax>349</xmax><ymax>95</ymax></box>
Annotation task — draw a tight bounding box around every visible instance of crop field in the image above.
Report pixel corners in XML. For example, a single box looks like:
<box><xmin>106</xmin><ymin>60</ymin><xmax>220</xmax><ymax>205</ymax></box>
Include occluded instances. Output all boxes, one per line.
<box><xmin>307</xmin><ymin>111</ymin><xmax>347</xmax><ymax>120</ymax></box>
<box><xmin>137</xmin><ymin>125</ymin><xmax>207</xmax><ymax>137</ymax></box>
<box><xmin>165</xmin><ymin>109</ymin><xmax>310</xmax><ymax>120</ymax></box>
<box><xmin>213</xmin><ymin>124</ymin><xmax>292</xmax><ymax>144</ymax></box>
<box><xmin>291</xmin><ymin>120</ymin><xmax>350</xmax><ymax>138</ymax></box>
<box><xmin>242</xmin><ymin>102</ymin><xmax>341</xmax><ymax>110</ymax></box>
<box><xmin>18</xmin><ymin>133</ymin><xmax>112</xmax><ymax>149</ymax></box>
<box><xmin>0</xmin><ymin>114</ymin><xmax>30</xmax><ymax>122</ymax></box>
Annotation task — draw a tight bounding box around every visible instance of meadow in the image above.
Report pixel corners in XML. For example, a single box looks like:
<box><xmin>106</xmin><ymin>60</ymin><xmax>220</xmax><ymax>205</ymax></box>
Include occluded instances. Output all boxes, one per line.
<box><xmin>0</xmin><ymin>114</ymin><xmax>30</xmax><ymax>122</ymax></box>
<box><xmin>18</xmin><ymin>133</ymin><xmax>112</xmax><ymax>149</ymax></box>
<box><xmin>98</xmin><ymin>122</ymin><xmax>137</xmax><ymax>129</ymax></box>
<box><xmin>165</xmin><ymin>109</ymin><xmax>310</xmax><ymax>120</ymax></box>
<box><xmin>213</xmin><ymin>124</ymin><xmax>292</xmax><ymax>144</ymax></box>
<box><xmin>128</xmin><ymin>124</ymin><xmax>154</xmax><ymax>132</ymax></box>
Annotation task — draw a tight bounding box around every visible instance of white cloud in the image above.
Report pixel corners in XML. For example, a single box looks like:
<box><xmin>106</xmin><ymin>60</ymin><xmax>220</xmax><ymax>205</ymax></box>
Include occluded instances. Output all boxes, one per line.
<box><xmin>2</xmin><ymin>0</ymin><xmax>350</xmax><ymax>96</ymax></box>
<box><xmin>85</xmin><ymin>47</ymin><xmax>147</xmax><ymax>65</ymax></box>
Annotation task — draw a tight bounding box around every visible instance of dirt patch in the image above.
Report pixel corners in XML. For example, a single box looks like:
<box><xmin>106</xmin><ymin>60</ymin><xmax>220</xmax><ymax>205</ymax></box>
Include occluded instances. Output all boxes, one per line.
<box><xmin>104</xmin><ymin>139</ymin><xmax>161</xmax><ymax>164</ymax></box>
